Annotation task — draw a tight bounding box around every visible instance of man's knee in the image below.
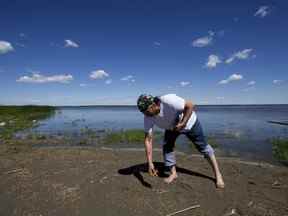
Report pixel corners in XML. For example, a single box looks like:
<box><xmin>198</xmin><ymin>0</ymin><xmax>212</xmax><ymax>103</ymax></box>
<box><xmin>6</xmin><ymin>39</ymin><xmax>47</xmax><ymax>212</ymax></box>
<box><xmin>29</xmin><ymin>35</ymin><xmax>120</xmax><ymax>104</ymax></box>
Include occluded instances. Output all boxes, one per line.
<box><xmin>201</xmin><ymin>144</ymin><xmax>215</xmax><ymax>158</ymax></box>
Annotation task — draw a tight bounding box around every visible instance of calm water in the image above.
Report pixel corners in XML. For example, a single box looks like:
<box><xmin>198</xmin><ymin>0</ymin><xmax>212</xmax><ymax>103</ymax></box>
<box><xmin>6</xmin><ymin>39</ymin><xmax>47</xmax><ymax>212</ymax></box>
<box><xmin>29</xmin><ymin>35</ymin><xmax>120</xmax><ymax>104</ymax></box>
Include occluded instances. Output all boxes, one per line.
<box><xmin>30</xmin><ymin>105</ymin><xmax>288</xmax><ymax>162</ymax></box>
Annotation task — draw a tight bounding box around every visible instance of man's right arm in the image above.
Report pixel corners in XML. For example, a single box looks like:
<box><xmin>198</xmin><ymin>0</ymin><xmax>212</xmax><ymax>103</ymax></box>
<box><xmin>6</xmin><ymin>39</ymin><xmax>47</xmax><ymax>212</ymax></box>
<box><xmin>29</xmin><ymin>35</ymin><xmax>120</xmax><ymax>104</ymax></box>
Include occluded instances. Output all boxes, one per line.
<box><xmin>144</xmin><ymin>132</ymin><xmax>158</xmax><ymax>176</ymax></box>
<box><xmin>144</xmin><ymin>132</ymin><xmax>153</xmax><ymax>166</ymax></box>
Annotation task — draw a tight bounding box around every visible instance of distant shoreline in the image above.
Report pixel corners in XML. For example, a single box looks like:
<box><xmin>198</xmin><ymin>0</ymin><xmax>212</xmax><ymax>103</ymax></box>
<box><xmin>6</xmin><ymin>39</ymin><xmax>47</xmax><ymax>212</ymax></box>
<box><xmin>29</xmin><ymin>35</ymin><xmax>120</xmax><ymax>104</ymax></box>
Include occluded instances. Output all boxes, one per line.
<box><xmin>1</xmin><ymin>104</ymin><xmax>288</xmax><ymax>108</ymax></box>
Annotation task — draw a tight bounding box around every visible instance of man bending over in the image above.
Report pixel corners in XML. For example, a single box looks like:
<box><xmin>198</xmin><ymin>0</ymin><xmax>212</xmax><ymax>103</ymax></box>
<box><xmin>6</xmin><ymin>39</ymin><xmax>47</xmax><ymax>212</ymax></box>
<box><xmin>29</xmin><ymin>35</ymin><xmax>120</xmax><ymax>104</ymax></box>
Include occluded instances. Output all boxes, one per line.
<box><xmin>137</xmin><ymin>94</ymin><xmax>225</xmax><ymax>188</ymax></box>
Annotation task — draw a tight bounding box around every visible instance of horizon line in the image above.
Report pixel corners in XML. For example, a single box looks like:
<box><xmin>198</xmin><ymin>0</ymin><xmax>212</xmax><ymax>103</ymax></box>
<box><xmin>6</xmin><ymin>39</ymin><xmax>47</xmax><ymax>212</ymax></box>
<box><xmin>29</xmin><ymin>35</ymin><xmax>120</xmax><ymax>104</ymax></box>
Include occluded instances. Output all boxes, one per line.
<box><xmin>1</xmin><ymin>103</ymin><xmax>288</xmax><ymax>107</ymax></box>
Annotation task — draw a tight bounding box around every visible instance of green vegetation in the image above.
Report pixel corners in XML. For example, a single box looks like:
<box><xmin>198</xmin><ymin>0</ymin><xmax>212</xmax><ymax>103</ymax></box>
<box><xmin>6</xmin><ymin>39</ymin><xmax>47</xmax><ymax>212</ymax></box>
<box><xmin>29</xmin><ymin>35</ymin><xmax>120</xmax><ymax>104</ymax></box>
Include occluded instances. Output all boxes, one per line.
<box><xmin>103</xmin><ymin>129</ymin><xmax>163</xmax><ymax>144</ymax></box>
<box><xmin>270</xmin><ymin>138</ymin><xmax>288</xmax><ymax>161</ymax></box>
<box><xmin>102</xmin><ymin>130</ymin><xmax>220</xmax><ymax>148</ymax></box>
<box><xmin>26</xmin><ymin>133</ymin><xmax>48</xmax><ymax>140</ymax></box>
<box><xmin>0</xmin><ymin>105</ymin><xmax>56</xmax><ymax>139</ymax></box>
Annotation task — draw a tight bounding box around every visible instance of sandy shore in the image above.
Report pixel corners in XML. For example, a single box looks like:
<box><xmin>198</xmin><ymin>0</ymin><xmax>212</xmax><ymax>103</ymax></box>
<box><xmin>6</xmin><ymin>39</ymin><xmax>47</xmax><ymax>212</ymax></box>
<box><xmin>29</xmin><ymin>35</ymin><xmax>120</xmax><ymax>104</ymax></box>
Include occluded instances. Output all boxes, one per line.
<box><xmin>0</xmin><ymin>147</ymin><xmax>287</xmax><ymax>216</ymax></box>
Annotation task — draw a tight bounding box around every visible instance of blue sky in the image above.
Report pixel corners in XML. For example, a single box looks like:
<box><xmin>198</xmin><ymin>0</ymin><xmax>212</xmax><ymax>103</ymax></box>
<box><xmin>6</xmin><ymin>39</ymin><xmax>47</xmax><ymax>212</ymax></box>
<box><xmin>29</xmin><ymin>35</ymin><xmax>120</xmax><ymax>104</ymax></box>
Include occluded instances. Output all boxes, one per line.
<box><xmin>0</xmin><ymin>0</ymin><xmax>287</xmax><ymax>105</ymax></box>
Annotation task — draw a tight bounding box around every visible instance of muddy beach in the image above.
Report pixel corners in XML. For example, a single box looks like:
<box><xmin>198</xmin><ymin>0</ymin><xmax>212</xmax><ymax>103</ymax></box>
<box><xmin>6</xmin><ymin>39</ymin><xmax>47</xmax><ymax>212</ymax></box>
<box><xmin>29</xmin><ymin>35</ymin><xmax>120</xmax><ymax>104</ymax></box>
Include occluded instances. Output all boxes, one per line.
<box><xmin>0</xmin><ymin>147</ymin><xmax>287</xmax><ymax>216</ymax></box>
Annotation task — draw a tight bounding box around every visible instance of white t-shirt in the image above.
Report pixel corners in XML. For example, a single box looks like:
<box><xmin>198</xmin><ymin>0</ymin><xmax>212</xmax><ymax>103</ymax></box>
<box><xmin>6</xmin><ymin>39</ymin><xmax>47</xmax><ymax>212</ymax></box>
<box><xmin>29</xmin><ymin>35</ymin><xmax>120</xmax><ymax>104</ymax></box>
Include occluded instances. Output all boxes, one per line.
<box><xmin>144</xmin><ymin>94</ymin><xmax>197</xmax><ymax>134</ymax></box>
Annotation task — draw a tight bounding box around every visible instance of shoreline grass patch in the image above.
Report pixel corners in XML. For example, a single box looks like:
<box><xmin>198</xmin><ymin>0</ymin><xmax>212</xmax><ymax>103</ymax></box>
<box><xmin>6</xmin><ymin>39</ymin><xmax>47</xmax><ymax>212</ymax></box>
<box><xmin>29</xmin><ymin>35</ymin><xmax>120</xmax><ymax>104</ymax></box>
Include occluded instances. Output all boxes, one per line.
<box><xmin>103</xmin><ymin>129</ymin><xmax>163</xmax><ymax>144</ymax></box>
<box><xmin>0</xmin><ymin>105</ymin><xmax>56</xmax><ymax>140</ymax></box>
<box><xmin>270</xmin><ymin>137</ymin><xmax>288</xmax><ymax>161</ymax></box>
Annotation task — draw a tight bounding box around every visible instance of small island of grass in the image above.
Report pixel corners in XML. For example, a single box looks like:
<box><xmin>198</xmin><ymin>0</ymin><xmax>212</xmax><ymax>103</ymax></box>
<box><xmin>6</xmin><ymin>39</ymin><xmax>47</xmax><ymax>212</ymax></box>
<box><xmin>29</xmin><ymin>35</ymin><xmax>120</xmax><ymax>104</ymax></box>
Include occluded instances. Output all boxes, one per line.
<box><xmin>0</xmin><ymin>105</ymin><xmax>56</xmax><ymax>140</ymax></box>
<box><xmin>271</xmin><ymin>137</ymin><xmax>288</xmax><ymax>161</ymax></box>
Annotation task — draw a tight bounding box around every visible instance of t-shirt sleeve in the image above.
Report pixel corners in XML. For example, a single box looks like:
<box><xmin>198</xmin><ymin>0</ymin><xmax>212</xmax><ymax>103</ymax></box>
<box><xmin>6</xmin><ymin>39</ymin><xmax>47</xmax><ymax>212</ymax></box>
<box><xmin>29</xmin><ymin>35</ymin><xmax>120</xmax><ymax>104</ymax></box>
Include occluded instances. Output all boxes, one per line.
<box><xmin>166</xmin><ymin>94</ymin><xmax>185</xmax><ymax>111</ymax></box>
<box><xmin>144</xmin><ymin>116</ymin><xmax>154</xmax><ymax>134</ymax></box>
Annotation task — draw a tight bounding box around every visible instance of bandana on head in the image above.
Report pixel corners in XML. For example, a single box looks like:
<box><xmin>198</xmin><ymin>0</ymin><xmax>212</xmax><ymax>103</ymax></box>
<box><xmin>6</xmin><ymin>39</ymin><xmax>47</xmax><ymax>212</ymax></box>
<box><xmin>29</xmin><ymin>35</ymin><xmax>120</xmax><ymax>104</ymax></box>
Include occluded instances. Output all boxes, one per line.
<box><xmin>137</xmin><ymin>94</ymin><xmax>155</xmax><ymax>112</ymax></box>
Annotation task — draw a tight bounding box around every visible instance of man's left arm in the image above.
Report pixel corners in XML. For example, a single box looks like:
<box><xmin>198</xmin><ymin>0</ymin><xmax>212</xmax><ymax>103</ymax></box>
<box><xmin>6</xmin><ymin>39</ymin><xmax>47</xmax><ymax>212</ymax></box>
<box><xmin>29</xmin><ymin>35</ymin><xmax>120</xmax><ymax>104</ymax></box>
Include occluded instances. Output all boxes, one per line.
<box><xmin>175</xmin><ymin>100</ymin><xmax>194</xmax><ymax>131</ymax></box>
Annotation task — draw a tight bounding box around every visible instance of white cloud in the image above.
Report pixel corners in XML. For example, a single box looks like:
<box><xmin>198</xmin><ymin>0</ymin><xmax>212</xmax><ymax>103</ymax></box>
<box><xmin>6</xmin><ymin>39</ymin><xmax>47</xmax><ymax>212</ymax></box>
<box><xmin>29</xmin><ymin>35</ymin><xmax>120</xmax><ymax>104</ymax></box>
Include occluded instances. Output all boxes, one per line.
<box><xmin>242</xmin><ymin>86</ymin><xmax>255</xmax><ymax>92</ymax></box>
<box><xmin>17</xmin><ymin>73</ymin><xmax>73</xmax><ymax>84</ymax></box>
<box><xmin>218</xmin><ymin>80</ymin><xmax>229</xmax><ymax>85</ymax></box>
<box><xmin>192</xmin><ymin>31</ymin><xmax>214</xmax><ymax>47</ymax></box>
<box><xmin>121</xmin><ymin>75</ymin><xmax>133</xmax><ymax>81</ymax></box>
<box><xmin>90</xmin><ymin>70</ymin><xmax>109</xmax><ymax>80</ymax></box>
<box><xmin>180</xmin><ymin>81</ymin><xmax>190</xmax><ymax>87</ymax></box>
<box><xmin>243</xmin><ymin>81</ymin><xmax>256</xmax><ymax>90</ymax></box>
<box><xmin>273</xmin><ymin>80</ymin><xmax>284</xmax><ymax>85</ymax></box>
<box><xmin>80</xmin><ymin>83</ymin><xmax>87</xmax><ymax>87</ymax></box>
<box><xmin>218</xmin><ymin>73</ymin><xmax>243</xmax><ymax>85</ymax></box>
<box><xmin>226</xmin><ymin>49</ymin><xmax>253</xmax><ymax>64</ymax></box>
<box><xmin>30</xmin><ymin>99</ymin><xmax>41</xmax><ymax>103</ymax></box>
<box><xmin>248</xmin><ymin>81</ymin><xmax>256</xmax><ymax>86</ymax></box>
<box><xmin>0</xmin><ymin>41</ymin><xmax>14</xmax><ymax>54</ymax></box>
<box><xmin>243</xmin><ymin>81</ymin><xmax>257</xmax><ymax>91</ymax></box>
<box><xmin>64</xmin><ymin>39</ymin><xmax>79</xmax><ymax>48</ymax></box>
<box><xmin>121</xmin><ymin>75</ymin><xmax>136</xmax><ymax>84</ymax></box>
<box><xmin>254</xmin><ymin>6</ymin><xmax>270</xmax><ymax>18</ymax></box>
<box><xmin>199</xmin><ymin>100</ymin><xmax>209</xmax><ymax>105</ymax></box>
<box><xmin>206</xmin><ymin>54</ymin><xmax>221</xmax><ymax>69</ymax></box>
<box><xmin>105</xmin><ymin>79</ymin><xmax>112</xmax><ymax>85</ymax></box>
<box><xmin>216</xmin><ymin>97</ymin><xmax>224</xmax><ymax>100</ymax></box>
<box><xmin>153</xmin><ymin>41</ymin><xmax>161</xmax><ymax>46</ymax></box>
<box><xmin>192</xmin><ymin>37</ymin><xmax>212</xmax><ymax>47</ymax></box>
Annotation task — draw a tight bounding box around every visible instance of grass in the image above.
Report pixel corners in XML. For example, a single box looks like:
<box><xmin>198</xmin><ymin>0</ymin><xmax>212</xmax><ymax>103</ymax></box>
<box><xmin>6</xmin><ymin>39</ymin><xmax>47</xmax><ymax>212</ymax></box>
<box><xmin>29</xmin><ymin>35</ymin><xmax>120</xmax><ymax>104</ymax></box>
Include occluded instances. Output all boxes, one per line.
<box><xmin>103</xmin><ymin>129</ymin><xmax>163</xmax><ymax>144</ymax></box>
<box><xmin>26</xmin><ymin>133</ymin><xmax>48</xmax><ymax>140</ymax></box>
<box><xmin>0</xmin><ymin>105</ymin><xmax>56</xmax><ymax>139</ymax></box>
<box><xmin>270</xmin><ymin>138</ymin><xmax>288</xmax><ymax>161</ymax></box>
<box><xmin>103</xmin><ymin>130</ymin><xmax>220</xmax><ymax>149</ymax></box>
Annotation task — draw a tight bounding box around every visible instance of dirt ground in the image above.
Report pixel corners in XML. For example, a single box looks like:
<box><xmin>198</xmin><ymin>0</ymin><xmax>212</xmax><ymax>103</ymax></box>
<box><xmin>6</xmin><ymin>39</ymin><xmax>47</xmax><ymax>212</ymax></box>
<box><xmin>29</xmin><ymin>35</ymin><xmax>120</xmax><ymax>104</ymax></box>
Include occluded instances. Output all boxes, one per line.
<box><xmin>0</xmin><ymin>147</ymin><xmax>287</xmax><ymax>216</ymax></box>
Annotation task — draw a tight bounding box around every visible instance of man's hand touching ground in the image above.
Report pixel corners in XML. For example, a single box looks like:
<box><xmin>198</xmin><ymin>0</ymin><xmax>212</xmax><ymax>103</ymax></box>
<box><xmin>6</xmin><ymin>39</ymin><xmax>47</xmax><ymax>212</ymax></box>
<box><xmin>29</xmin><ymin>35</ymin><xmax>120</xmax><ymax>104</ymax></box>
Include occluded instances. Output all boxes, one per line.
<box><xmin>148</xmin><ymin>163</ymin><xmax>158</xmax><ymax>176</ymax></box>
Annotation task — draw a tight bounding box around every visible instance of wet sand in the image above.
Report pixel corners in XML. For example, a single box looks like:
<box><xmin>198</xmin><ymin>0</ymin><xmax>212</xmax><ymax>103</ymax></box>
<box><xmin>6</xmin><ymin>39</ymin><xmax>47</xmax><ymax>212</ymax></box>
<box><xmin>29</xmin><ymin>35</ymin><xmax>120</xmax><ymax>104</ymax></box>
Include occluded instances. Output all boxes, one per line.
<box><xmin>0</xmin><ymin>147</ymin><xmax>287</xmax><ymax>216</ymax></box>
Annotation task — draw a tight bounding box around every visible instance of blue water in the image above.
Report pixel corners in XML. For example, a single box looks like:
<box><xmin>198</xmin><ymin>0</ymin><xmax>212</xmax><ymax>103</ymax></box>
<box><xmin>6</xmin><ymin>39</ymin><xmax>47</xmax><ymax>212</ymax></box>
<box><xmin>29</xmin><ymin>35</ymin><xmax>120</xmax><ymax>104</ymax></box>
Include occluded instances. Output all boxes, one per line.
<box><xmin>30</xmin><ymin>105</ymin><xmax>288</xmax><ymax>162</ymax></box>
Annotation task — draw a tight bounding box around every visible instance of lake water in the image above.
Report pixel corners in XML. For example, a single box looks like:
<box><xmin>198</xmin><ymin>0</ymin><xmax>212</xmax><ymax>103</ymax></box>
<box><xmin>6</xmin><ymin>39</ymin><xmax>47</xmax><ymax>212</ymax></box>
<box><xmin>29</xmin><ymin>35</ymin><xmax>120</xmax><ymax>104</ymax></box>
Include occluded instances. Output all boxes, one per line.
<box><xmin>29</xmin><ymin>105</ymin><xmax>288</xmax><ymax>163</ymax></box>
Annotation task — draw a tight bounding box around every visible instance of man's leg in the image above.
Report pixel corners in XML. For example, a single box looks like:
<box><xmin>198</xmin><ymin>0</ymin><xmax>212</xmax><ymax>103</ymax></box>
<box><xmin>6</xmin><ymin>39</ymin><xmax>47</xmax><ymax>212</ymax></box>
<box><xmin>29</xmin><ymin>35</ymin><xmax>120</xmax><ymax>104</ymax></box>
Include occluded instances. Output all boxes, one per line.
<box><xmin>206</xmin><ymin>154</ymin><xmax>225</xmax><ymax>188</ymax></box>
<box><xmin>186</xmin><ymin>119</ymin><xmax>225</xmax><ymax>188</ymax></box>
<box><xmin>163</xmin><ymin>130</ymin><xmax>180</xmax><ymax>183</ymax></box>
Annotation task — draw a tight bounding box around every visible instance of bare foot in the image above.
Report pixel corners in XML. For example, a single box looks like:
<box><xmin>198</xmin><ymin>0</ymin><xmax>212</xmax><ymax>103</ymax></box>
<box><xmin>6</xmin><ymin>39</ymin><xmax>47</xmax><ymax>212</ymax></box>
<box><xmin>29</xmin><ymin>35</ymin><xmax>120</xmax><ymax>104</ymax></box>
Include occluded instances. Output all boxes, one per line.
<box><xmin>164</xmin><ymin>173</ymin><xmax>178</xmax><ymax>184</ymax></box>
<box><xmin>216</xmin><ymin>174</ymin><xmax>225</xmax><ymax>188</ymax></box>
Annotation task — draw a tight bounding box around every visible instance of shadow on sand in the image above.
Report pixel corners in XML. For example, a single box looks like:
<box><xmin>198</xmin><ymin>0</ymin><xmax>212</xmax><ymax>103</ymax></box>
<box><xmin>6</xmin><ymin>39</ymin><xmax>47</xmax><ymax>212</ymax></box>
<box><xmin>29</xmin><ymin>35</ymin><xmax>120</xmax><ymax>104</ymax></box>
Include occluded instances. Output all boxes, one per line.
<box><xmin>118</xmin><ymin>162</ymin><xmax>215</xmax><ymax>188</ymax></box>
